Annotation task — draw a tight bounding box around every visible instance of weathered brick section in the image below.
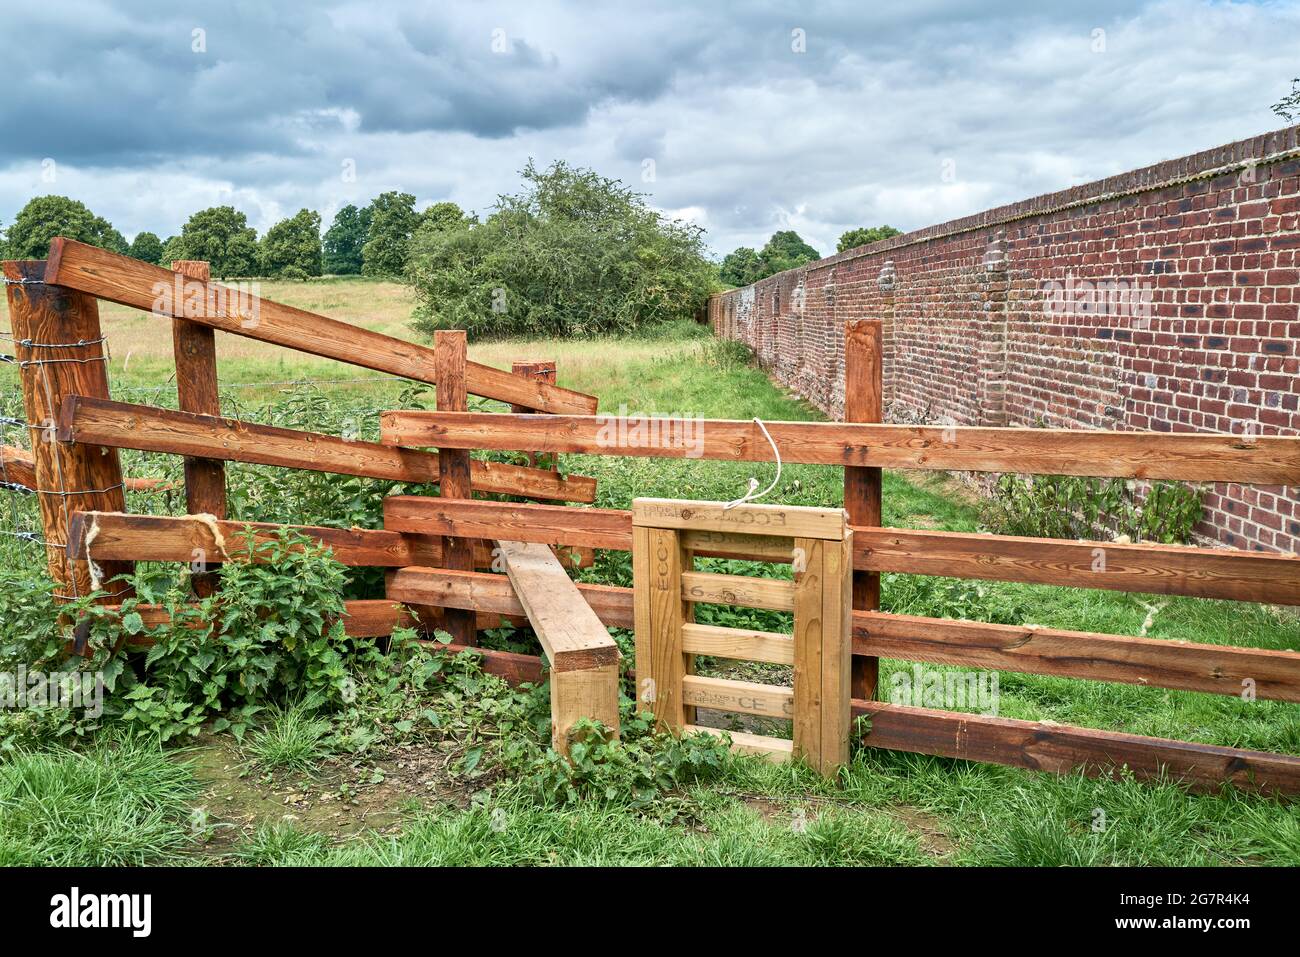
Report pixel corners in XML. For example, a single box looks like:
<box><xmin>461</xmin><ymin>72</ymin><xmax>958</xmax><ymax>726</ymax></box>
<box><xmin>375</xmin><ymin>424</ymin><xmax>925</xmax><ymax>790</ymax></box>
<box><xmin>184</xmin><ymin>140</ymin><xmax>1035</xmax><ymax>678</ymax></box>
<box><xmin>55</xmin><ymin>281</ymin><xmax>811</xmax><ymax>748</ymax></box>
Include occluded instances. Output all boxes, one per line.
<box><xmin>709</xmin><ymin>126</ymin><xmax>1300</xmax><ymax>553</ymax></box>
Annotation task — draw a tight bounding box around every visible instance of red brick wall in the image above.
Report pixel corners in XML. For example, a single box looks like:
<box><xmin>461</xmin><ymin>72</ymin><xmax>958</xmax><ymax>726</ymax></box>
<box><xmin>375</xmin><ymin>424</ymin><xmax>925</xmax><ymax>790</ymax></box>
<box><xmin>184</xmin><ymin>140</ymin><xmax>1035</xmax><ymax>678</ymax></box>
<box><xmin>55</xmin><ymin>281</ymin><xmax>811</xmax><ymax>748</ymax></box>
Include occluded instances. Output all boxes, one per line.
<box><xmin>709</xmin><ymin>126</ymin><xmax>1300</xmax><ymax>553</ymax></box>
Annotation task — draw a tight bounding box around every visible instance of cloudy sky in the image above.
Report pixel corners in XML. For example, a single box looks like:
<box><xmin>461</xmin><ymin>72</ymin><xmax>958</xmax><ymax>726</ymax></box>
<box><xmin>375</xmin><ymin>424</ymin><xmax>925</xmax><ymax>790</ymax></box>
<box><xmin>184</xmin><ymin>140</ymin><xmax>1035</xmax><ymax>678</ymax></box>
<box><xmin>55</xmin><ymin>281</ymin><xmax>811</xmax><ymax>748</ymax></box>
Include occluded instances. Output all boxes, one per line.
<box><xmin>0</xmin><ymin>0</ymin><xmax>1296</xmax><ymax>259</ymax></box>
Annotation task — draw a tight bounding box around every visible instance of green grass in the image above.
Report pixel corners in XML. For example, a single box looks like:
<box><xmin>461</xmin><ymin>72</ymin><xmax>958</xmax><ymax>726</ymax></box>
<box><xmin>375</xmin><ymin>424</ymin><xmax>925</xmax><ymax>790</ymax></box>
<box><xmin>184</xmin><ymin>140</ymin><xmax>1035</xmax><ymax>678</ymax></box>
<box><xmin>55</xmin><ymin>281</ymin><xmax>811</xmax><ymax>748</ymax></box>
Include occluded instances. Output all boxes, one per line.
<box><xmin>1</xmin><ymin>278</ymin><xmax>1298</xmax><ymax>866</ymax></box>
<box><xmin>0</xmin><ymin>737</ymin><xmax>202</xmax><ymax>866</ymax></box>
<box><xmin>243</xmin><ymin>703</ymin><xmax>336</xmax><ymax>775</ymax></box>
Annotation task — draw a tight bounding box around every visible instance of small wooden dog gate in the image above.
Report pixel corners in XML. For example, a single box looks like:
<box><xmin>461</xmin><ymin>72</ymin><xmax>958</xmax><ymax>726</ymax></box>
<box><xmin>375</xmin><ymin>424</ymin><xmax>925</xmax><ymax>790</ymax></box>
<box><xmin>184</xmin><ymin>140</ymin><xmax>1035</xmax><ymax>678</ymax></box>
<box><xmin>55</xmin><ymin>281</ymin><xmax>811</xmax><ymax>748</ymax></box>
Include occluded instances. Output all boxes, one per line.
<box><xmin>631</xmin><ymin>498</ymin><xmax>852</xmax><ymax>774</ymax></box>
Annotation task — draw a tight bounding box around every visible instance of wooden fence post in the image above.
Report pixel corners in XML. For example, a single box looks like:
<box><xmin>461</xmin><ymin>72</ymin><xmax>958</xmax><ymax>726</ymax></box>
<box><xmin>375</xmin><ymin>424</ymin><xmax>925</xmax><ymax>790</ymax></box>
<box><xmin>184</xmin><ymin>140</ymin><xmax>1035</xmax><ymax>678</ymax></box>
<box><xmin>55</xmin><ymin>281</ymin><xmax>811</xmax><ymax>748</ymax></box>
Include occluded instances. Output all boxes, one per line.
<box><xmin>844</xmin><ymin>320</ymin><xmax>883</xmax><ymax>699</ymax></box>
<box><xmin>4</xmin><ymin>259</ymin><xmax>133</xmax><ymax>607</ymax></box>
<box><xmin>171</xmin><ymin>259</ymin><xmax>225</xmax><ymax>596</ymax></box>
<box><xmin>510</xmin><ymin>360</ymin><xmax>556</xmax><ymax>469</ymax></box>
<box><xmin>435</xmin><ymin>330</ymin><xmax>477</xmax><ymax>646</ymax></box>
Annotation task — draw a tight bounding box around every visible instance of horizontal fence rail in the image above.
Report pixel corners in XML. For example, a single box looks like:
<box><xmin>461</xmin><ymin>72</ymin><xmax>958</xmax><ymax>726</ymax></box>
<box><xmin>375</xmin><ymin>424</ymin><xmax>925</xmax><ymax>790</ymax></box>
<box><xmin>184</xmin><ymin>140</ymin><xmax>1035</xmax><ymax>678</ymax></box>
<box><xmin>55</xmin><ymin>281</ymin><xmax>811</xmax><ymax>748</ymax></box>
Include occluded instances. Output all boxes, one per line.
<box><xmin>378</xmin><ymin>411</ymin><xmax>1300</xmax><ymax>482</ymax></box>
<box><xmin>383</xmin><ymin>565</ymin><xmax>1300</xmax><ymax>794</ymax></box>
<box><xmin>60</xmin><ymin>395</ymin><xmax>597</xmax><ymax>503</ymax></box>
<box><xmin>68</xmin><ymin>512</ymin><xmax>589</xmax><ymax>571</ymax></box>
<box><xmin>384</xmin><ymin>565</ymin><xmax>1300</xmax><ymax>704</ymax></box>
<box><xmin>382</xmin><ymin>497</ymin><xmax>1300</xmax><ymax>606</ymax></box>
<box><xmin>44</xmin><ymin>239</ymin><xmax>599</xmax><ymax>415</ymax></box>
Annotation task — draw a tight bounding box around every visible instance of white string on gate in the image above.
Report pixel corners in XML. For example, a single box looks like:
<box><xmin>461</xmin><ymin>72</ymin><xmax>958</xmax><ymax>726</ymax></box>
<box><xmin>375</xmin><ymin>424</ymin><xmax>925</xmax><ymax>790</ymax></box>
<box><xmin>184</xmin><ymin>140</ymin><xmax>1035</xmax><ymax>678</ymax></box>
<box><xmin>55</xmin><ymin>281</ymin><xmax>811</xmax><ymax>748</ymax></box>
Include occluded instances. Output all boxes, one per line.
<box><xmin>723</xmin><ymin>417</ymin><xmax>782</xmax><ymax>509</ymax></box>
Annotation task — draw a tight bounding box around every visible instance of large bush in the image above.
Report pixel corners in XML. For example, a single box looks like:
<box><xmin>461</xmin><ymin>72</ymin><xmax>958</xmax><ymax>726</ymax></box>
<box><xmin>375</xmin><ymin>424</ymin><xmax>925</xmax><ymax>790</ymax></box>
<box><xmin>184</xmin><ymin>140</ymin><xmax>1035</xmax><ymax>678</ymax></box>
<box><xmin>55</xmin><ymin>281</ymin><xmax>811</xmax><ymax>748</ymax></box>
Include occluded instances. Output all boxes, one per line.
<box><xmin>408</xmin><ymin>160</ymin><xmax>716</xmax><ymax>339</ymax></box>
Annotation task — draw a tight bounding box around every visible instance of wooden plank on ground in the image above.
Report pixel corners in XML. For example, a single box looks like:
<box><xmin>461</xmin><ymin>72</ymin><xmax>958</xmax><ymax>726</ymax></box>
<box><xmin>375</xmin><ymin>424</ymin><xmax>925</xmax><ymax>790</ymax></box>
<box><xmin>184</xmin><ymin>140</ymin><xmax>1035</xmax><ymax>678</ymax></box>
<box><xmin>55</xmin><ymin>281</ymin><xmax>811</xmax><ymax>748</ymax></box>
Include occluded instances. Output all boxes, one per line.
<box><xmin>494</xmin><ymin>540</ymin><xmax>619</xmax><ymax>672</ymax></box>
<box><xmin>854</xmin><ymin>610</ymin><xmax>1300</xmax><ymax>703</ymax></box>
<box><xmin>381</xmin><ymin>411</ymin><xmax>1300</xmax><ymax>483</ymax></box>
<box><xmin>549</xmin><ymin>662</ymin><xmax>621</xmax><ymax>755</ymax></box>
<box><xmin>44</xmin><ymin>239</ymin><xmax>598</xmax><ymax>415</ymax></box>
<box><xmin>852</xmin><ymin>698</ymin><xmax>1300</xmax><ymax>796</ymax></box>
<box><xmin>58</xmin><ymin>396</ymin><xmax>594</xmax><ymax>501</ymax></box>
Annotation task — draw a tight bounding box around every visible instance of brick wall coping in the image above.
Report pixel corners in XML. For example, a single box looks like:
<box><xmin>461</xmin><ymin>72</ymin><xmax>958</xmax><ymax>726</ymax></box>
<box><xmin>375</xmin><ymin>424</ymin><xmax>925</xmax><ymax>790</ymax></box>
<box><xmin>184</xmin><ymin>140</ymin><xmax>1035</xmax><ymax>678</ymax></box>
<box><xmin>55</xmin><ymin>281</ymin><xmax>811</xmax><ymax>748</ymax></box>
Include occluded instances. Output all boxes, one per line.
<box><xmin>716</xmin><ymin>124</ymin><xmax>1300</xmax><ymax>287</ymax></box>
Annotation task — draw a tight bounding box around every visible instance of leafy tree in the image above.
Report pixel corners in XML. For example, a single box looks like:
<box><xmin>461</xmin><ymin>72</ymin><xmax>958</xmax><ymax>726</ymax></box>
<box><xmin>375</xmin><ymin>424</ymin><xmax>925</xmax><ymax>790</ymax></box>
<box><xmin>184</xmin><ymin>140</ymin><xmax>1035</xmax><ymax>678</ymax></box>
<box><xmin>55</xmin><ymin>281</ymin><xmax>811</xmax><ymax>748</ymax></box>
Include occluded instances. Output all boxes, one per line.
<box><xmin>758</xmin><ymin>230</ymin><xmax>820</xmax><ymax>275</ymax></box>
<box><xmin>129</xmin><ymin>231</ymin><xmax>164</xmax><ymax>265</ymax></box>
<box><xmin>837</xmin><ymin>225</ymin><xmax>902</xmax><ymax>252</ymax></box>
<box><xmin>408</xmin><ymin>160</ymin><xmax>715</xmax><ymax>339</ymax></box>
<box><xmin>361</xmin><ymin>191</ymin><xmax>420</xmax><ymax>277</ymax></box>
<box><xmin>321</xmin><ymin>204</ymin><xmax>371</xmax><ymax>275</ymax></box>
<box><xmin>1274</xmin><ymin>78</ymin><xmax>1300</xmax><ymax>122</ymax></box>
<box><xmin>418</xmin><ymin>201</ymin><xmax>472</xmax><ymax>235</ymax></box>
<box><xmin>718</xmin><ymin>246</ymin><xmax>764</xmax><ymax>287</ymax></box>
<box><xmin>5</xmin><ymin>195</ymin><xmax>128</xmax><ymax>259</ymax></box>
<box><xmin>171</xmin><ymin>206</ymin><xmax>260</xmax><ymax>278</ymax></box>
<box><xmin>159</xmin><ymin>235</ymin><xmax>183</xmax><ymax>268</ymax></box>
<box><xmin>260</xmin><ymin>208</ymin><xmax>322</xmax><ymax>279</ymax></box>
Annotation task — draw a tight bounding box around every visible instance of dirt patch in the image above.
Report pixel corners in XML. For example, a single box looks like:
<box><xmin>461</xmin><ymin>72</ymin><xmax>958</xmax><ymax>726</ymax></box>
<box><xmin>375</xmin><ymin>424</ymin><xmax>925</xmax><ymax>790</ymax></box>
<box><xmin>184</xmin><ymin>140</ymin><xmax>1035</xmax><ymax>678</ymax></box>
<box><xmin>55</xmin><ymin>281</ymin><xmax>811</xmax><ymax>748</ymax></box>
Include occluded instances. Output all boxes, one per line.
<box><xmin>180</xmin><ymin>733</ymin><xmax>479</xmax><ymax>853</ymax></box>
<box><xmin>890</xmin><ymin>805</ymin><xmax>958</xmax><ymax>858</ymax></box>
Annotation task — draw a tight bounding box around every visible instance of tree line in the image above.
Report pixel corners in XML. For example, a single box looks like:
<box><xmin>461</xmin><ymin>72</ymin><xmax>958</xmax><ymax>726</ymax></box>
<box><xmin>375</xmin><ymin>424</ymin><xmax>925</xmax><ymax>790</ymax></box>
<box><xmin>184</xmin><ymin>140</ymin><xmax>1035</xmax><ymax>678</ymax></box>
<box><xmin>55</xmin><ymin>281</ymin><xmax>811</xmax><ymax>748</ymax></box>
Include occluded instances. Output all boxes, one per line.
<box><xmin>717</xmin><ymin>224</ymin><xmax>902</xmax><ymax>287</ymax></box>
<box><xmin>0</xmin><ymin>193</ymin><xmax>471</xmax><ymax>280</ymax></box>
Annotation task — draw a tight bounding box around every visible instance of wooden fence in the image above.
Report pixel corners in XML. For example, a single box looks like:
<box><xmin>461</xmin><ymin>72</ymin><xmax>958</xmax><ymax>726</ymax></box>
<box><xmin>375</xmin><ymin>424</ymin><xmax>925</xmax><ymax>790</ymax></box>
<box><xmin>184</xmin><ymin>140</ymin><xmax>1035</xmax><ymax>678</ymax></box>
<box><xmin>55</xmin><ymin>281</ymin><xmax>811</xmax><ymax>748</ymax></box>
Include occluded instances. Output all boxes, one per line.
<box><xmin>5</xmin><ymin>238</ymin><xmax>1300</xmax><ymax>793</ymax></box>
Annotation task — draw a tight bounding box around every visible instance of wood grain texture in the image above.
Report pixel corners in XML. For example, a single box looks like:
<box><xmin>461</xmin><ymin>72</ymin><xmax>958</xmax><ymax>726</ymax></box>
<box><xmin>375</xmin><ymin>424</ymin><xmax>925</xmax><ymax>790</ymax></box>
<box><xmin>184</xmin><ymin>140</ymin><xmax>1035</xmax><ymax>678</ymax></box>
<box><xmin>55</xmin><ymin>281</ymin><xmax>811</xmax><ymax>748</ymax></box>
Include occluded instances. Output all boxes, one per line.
<box><xmin>382</xmin><ymin>410</ymin><xmax>1300</xmax><ymax>482</ymax></box>
<box><xmin>383</xmin><ymin>496</ymin><xmax>632</xmax><ymax>550</ymax></box>
<box><xmin>844</xmin><ymin>319</ymin><xmax>882</xmax><ymax>700</ymax></box>
<box><xmin>170</xmin><ymin>260</ymin><xmax>226</xmax><ymax>526</ymax></box>
<box><xmin>385</xmin><ymin>499</ymin><xmax>1300</xmax><ymax>605</ymax></box>
<box><xmin>681</xmin><ymin>674</ymin><xmax>795</xmax><ymax>719</ymax></box>
<box><xmin>684</xmin><ymin>725</ymin><xmax>793</xmax><ymax>762</ymax></box>
<box><xmin>632</xmin><ymin>498</ymin><xmax>846</xmax><ymax>540</ymax></box>
<box><xmin>5</xmin><ymin>259</ymin><xmax>132</xmax><ymax>602</ymax></box>
<box><xmin>495</xmin><ymin>540</ymin><xmax>619</xmax><ymax>671</ymax></box>
<box><xmin>0</xmin><ymin>444</ymin><xmax>38</xmax><ymax>489</ymax></box>
<box><xmin>855</xmin><ymin>526</ymin><xmax>1300</xmax><ymax>605</ymax></box>
<box><xmin>433</xmin><ymin>331</ymin><xmax>476</xmax><ymax>646</ymax></box>
<box><xmin>792</xmin><ymin>537</ymin><xmax>826</xmax><ymax>764</ymax></box>
<box><xmin>381</xmin><ymin>566</ymin><xmax>1300</xmax><ymax>703</ymax></box>
<box><xmin>68</xmin><ymin>511</ymin><xmax>446</xmax><ymax>568</ymax></box>
<box><xmin>44</xmin><ymin>239</ymin><xmax>598</xmax><ymax>414</ymax></box>
<box><xmin>385</xmin><ymin>566</ymin><xmax>635</xmax><ymax>629</ymax></box>
<box><xmin>680</xmin><ymin>622</ymin><xmax>794</xmax><ymax>664</ymax></box>
<box><xmin>820</xmin><ymin>532</ymin><xmax>853</xmax><ymax>773</ymax></box>
<box><xmin>854</xmin><ymin>610</ymin><xmax>1300</xmax><ymax>702</ymax></box>
<box><xmin>680</xmin><ymin>570</ymin><xmax>795</xmax><ymax>611</ymax></box>
<box><xmin>852</xmin><ymin>698</ymin><xmax>1300</xmax><ymax>795</ymax></box>
<box><xmin>644</xmin><ymin>527</ymin><xmax>687</xmax><ymax>729</ymax></box>
<box><xmin>58</xmin><ymin>395</ymin><xmax>592</xmax><ymax>501</ymax></box>
<box><xmin>550</xmin><ymin>662</ymin><xmax>620</xmax><ymax>756</ymax></box>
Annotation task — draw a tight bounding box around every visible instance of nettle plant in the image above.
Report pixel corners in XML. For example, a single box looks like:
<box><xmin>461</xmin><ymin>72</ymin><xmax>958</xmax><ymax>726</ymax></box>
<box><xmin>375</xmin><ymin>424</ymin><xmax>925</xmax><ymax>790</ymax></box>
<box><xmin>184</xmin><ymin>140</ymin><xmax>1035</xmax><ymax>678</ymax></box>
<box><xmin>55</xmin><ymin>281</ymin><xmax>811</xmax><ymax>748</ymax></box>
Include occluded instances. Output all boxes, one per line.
<box><xmin>980</xmin><ymin>474</ymin><xmax>1205</xmax><ymax>544</ymax></box>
